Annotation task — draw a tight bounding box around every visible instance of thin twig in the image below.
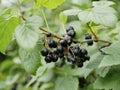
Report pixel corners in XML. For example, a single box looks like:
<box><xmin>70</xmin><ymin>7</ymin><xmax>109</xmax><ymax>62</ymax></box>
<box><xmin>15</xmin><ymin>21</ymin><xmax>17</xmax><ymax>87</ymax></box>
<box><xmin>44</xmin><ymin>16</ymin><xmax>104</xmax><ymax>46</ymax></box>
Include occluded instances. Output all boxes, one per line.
<box><xmin>39</xmin><ymin>27</ymin><xmax>64</xmax><ymax>40</ymax></box>
<box><xmin>41</xmin><ymin>8</ymin><xmax>50</xmax><ymax>31</ymax></box>
<box><xmin>87</xmin><ymin>23</ymin><xmax>98</xmax><ymax>40</ymax></box>
<box><xmin>17</xmin><ymin>0</ymin><xmax>26</xmax><ymax>21</ymax></box>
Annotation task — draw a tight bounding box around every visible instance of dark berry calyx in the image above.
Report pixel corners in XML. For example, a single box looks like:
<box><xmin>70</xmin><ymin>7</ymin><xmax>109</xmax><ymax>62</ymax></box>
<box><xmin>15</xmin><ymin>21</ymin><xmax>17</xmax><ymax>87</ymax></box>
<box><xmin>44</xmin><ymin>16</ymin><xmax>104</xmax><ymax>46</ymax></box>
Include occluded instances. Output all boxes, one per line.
<box><xmin>41</xmin><ymin>48</ymin><xmax>49</xmax><ymax>56</ymax></box>
<box><xmin>66</xmin><ymin>26</ymin><xmax>74</xmax><ymax>32</ymax></box>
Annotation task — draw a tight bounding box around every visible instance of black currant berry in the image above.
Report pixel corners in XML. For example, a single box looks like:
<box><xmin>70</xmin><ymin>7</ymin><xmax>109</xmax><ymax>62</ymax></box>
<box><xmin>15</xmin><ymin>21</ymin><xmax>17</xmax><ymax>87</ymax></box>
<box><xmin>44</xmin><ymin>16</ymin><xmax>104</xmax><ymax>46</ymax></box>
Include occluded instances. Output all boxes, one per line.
<box><xmin>66</xmin><ymin>26</ymin><xmax>74</xmax><ymax>32</ymax></box>
<box><xmin>65</xmin><ymin>36</ymin><xmax>73</xmax><ymax>45</ymax></box>
<box><xmin>79</xmin><ymin>49</ymin><xmax>88</xmax><ymax>56</ymax></box>
<box><xmin>84</xmin><ymin>56</ymin><xmax>90</xmax><ymax>61</ymax></box>
<box><xmin>48</xmin><ymin>39</ymin><xmax>57</xmax><ymax>48</ymax></box>
<box><xmin>57</xmin><ymin>45</ymin><xmax>64</xmax><ymax>53</ymax></box>
<box><xmin>87</xmin><ymin>41</ymin><xmax>93</xmax><ymax>46</ymax></box>
<box><xmin>52</xmin><ymin>55</ymin><xmax>58</xmax><ymax>62</ymax></box>
<box><xmin>58</xmin><ymin>53</ymin><xmax>64</xmax><ymax>58</ymax></box>
<box><xmin>67</xmin><ymin>55</ymin><xmax>76</xmax><ymax>63</ymax></box>
<box><xmin>45</xmin><ymin>56</ymin><xmax>52</xmax><ymax>63</ymax></box>
<box><xmin>73</xmin><ymin>49</ymin><xmax>80</xmax><ymax>56</ymax></box>
<box><xmin>85</xmin><ymin>33</ymin><xmax>92</xmax><ymax>39</ymax></box>
<box><xmin>77</xmin><ymin>61</ymin><xmax>83</xmax><ymax>67</ymax></box>
<box><xmin>67</xmin><ymin>30</ymin><xmax>76</xmax><ymax>38</ymax></box>
<box><xmin>46</xmin><ymin>32</ymin><xmax>51</xmax><ymax>37</ymax></box>
<box><xmin>60</xmin><ymin>40</ymin><xmax>67</xmax><ymax>47</ymax></box>
<box><xmin>41</xmin><ymin>48</ymin><xmax>49</xmax><ymax>56</ymax></box>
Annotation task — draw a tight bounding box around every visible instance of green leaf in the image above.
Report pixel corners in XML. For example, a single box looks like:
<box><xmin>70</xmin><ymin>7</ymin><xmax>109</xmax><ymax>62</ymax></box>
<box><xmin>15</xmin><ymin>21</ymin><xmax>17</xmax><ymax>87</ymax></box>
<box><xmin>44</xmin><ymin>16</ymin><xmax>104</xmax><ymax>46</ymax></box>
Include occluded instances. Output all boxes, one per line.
<box><xmin>93</xmin><ymin>1</ymin><xmax>115</xmax><ymax>7</ymax></box>
<box><xmin>99</xmin><ymin>41</ymin><xmax>120</xmax><ymax>67</ymax></box>
<box><xmin>0</xmin><ymin>16</ymin><xmax>18</xmax><ymax>54</ymax></box>
<box><xmin>35</xmin><ymin>0</ymin><xmax>66</xmax><ymax>9</ymax></box>
<box><xmin>19</xmin><ymin>46</ymin><xmax>41</xmax><ymax>74</ymax></box>
<box><xmin>96</xmin><ymin>67</ymin><xmax>110</xmax><ymax>78</ymax></box>
<box><xmin>86</xmin><ymin>53</ymin><xmax>104</xmax><ymax>69</ymax></box>
<box><xmin>94</xmin><ymin>66</ymin><xmax>120</xmax><ymax>90</ymax></box>
<box><xmin>78</xmin><ymin>1</ymin><xmax>117</xmax><ymax>27</ymax></box>
<box><xmin>15</xmin><ymin>24</ymin><xmax>39</xmax><ymax>50</ymax></box>
<box><xmin>54</xmin><ymin>76</ymin><xmax>78</xmax><ymax>90</ymax></box>
<box><xmin>26</xmin><ymin>15</ymin><xmax>44</xmax><ymax>27</ymax></box>
<box><xmin>59</xmin><ymin>12</ymin><xmax>67</xmax><ymax>23</ymax></box>
<box><xmin>63</xmin><ymin>9</ymin><xmax>81</xmax><ymax>16</ymax></box>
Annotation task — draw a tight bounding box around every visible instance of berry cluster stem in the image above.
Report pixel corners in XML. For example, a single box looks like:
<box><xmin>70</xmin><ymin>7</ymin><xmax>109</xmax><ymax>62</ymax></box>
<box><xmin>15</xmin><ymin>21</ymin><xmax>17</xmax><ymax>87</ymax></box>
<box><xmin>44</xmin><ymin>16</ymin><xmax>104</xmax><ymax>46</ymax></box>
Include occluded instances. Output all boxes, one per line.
<box><xmin>39</xmin><ymin>27</ymin><xmax>64</xmax><ymax>40</ymax></box>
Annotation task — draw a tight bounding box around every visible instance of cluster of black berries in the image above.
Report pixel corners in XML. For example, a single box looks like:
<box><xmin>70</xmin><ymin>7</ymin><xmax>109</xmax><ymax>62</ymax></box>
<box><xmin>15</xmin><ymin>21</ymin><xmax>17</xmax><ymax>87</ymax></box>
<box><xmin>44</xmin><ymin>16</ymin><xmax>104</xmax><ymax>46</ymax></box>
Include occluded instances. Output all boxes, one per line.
<box><xmin>41</xmin><ymin>26</ymin><xmax>91</xmax><ymax>67</ymax></box>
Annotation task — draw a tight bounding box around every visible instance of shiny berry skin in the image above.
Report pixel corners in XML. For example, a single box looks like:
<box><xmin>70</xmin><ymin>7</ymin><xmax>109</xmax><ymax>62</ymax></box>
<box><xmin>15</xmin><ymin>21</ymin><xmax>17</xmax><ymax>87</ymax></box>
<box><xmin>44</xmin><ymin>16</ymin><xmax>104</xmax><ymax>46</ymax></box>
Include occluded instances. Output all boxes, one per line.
<box><xmin>67</xmin><ymin>30</ymin><xmax>76</xmax><ymax>38</ymax></box>
<box><xmin>73</xmin><ymin>49</ymin><xmax>80</xmax><ymax>56</ymax></box>
<box><xmin>77</xmin><ymin>61</ymin><xmax>83</xmax><ymax>67</ymax></box>
<box><xmin>52</xmin><ymin>55</ymin><xmax>58</xmax><ymax>62</ymax></box>
<box><xmin>57</xmin><ymin>45</ymin><xmax>64</xmax><ymax>53</ymax></box>
<box><xmin>41</xmin><ymin>48</ymin><xmax>49</xmax><ymax>56</ymax></box>
<box><xmin>85</xmin><ymin>33</ymin><xmax>92</xmax><ymax>39</ymax></box>
<box><xmin>45</xmin><ymin>56</ymin><xmax>52</xmax><ymax>63</ymax></box>
<box><xmin>87</xmin><ymin>41</ymin><xmax>93</xmax><ymax>46</ymax></box>
<box><xmin>66</xmin><ymin>26</ymin><xmax>74</xmax><ymax>32</ymax></box>
<box><xmin>46</xmin><ymin>32</ymin><xmax>51</xmax><ymax>37</ymax></box>
<box><xmin>67</xmin><ymin>55</ymin><xmax>76</xmax><ymax>63</ymax></box>
<box><xmin>79</xmin><ymin>49</ymin><xmax>88</xmax><ymax>56</ymax></box>
<box><xmin>65</xmin><ymin>36</ymin><xmax>73</xmax><ymax>45</ymax></box>
<box><xmin>48</xmin><ymin>39</ymin><xmax>57</xmax><ymax>48</ymax></box>
<box><xmin>60</xmin><ymin>40</ymin><xmax>67</xmax><ymax>47</ymax></box>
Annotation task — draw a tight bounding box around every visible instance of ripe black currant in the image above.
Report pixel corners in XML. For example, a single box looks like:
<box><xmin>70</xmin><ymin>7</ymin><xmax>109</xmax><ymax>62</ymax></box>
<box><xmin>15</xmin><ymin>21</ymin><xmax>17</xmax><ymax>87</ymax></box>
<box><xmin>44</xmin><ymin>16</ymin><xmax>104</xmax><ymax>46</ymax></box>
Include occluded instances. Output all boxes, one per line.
<box><xmin>79</xmin><ymin>49</ymin><xmax>88</xmax><ymax>56</ymax></box>
<box><xmin>73</xmin><ymin>49</ymin><xmax>80</xmax><ymax>56</ymax></box>
<box><xmin>45</xmin><ymin>56</ymin><xmax>52</xmax><ymax>63</ymax></box>
<box><xmin>85</xmin><ymin>33</ymin><xmax>92</xmax><ymax>39</ymax></box>
<box><xmin>65</xmin><ymin>36</ymin><xmax>73</xmax><ymax>45</ymax></box>
<box><xmin>46</xmin><ymin>32</ymin><xmax>51</xmax><ymax>37</ymax></box>
<box><xmin>60</xmin><ymin>40</ymin><xmax>67</xmax><ymax>47</ymax></box>
<box><xmin>48</xmin><ymin>39</ymin><xmax>57</xmax><ymax>48</ymax></box>
<box><xmin>66</xmin><ymin>26</ymin><xmax>74</xmax><ymax>32</ymax></box>
<box><xmin>52</xmin><ymin>55</ymin><xmax>58</xmax><ymax>62</ymax></box>
<box><xmin>57</xmin><ymin>45</ymin><xmax>64</xmax><ymax>53</ymax></box>
<box><xmin>84</xmin><ymin>56</ymin><xmax>90</xmax><ymax>61</ymax></box>
<box><xmin>41</xmin><ymin>48</ymin><xmax>49</xmax><ymax>56</ymax></box>
<box><xmin>67</xmin><ymin>55</ymin><xmax>76</xmax><ymax>63</ymax></box>
<box><xmin>67</xmin><ymin>30</ymin><xmax>76</xmax><ymax>38</ymax></box>
<box><xmin>87</xmin><ymin>41</ymin><xmax>93</xmax><ymax>46</ymax></box>
<box><xmin>77</xmin><ymin>61</ymin><xmax>83</xmax><ymax>67</ymax></box>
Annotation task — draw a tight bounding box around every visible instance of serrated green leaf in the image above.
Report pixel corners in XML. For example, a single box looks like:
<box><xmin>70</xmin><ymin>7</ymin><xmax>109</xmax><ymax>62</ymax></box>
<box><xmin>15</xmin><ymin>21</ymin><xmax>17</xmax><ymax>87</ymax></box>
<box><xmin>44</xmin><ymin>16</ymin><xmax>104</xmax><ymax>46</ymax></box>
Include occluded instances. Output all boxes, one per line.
<box><xmin>19</xmin><ymin>47</ymin><xmax>41</xmax><ymax>74</ymax></box>
<box><xmin>99</xmin><ymin>41</ymin><xmax>120</xmax><ymax>67</ymax></box>
<box><xmin>86</xmin><ymin>53</ymin><xmax>104</xmax><ymax>69</ymax></box>
<box><xmin>35</xmin><ymin>0</ymin><xmax>66</xmax><ymax>9</ymax></box>
<box><xmin>54</xmin><ymin>76</ymin><xmax>78</xmax><ymax>90</ymax></box>
<box><xmin>15</xmin><ymin>24</ymin><xmax>39</xmax><ymax>50</ymax></box>
<box><xmin>96</xmin><ymin>67</ymin><xmax>110</xmax><ymax>78</ymax></box>
<box><xmin>0</xmin><ymin>17</ymin><xmax>18</xmax><ymax>54</ymax></box>
<box><xmin>94</xmin><ymin>66</ymin><xmax>120</xmax><ymax>90</ymax></box>
<box><xmin>26</xmin><ymin>15</ymin><xmax>44</xmax><ymax>27</ymax></box>
<box><xmin>59</xmin><ymin>12</ymin><xmax>67</xmax><ymax>23</ymax></box>
<box><xmin>93</xmin><ymin>1</ymin><xmax>115</xmax><ymax>7</ymax></box>
<box><xmin>63</xmin><ymin>9</ymin><xmax>81</xmax><ymax>16</ymax></box>
<box><xmin>78</xmin><ymin>1</ymin><xmax>117</xmax><ymax>27</ymax></box>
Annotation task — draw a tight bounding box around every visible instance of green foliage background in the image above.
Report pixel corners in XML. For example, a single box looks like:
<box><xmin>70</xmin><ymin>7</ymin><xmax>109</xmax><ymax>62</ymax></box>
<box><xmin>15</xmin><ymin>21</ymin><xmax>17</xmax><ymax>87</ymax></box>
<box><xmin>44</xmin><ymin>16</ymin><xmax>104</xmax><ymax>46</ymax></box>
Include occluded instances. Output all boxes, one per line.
<box><xmin>0</xmin><ymin>0</ymin><xmax>120</xmax><ymax>90</ymax></box>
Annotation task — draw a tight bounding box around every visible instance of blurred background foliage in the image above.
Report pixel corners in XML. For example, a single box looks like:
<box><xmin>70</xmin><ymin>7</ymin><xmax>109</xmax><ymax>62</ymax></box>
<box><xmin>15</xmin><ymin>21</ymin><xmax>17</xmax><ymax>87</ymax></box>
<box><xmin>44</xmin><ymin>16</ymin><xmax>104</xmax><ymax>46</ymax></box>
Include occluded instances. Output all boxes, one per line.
<box><xmin>0</xmin><ymin>0</ymin><xmax>120</xmax><ymax>90</ymax></box>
